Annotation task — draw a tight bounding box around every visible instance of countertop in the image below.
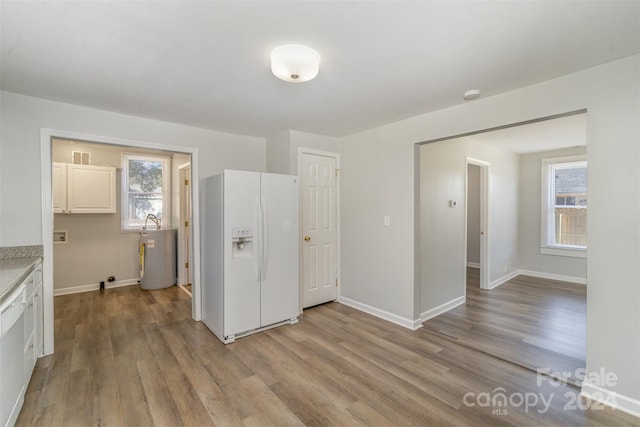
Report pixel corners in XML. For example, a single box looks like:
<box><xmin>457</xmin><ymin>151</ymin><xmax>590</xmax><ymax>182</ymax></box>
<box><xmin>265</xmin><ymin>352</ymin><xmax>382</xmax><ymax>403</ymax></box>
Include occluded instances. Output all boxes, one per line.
<box><xmin>0</xmin><ymin>257</ymin><xmax>42</xmax><ymax>303</ymax></box>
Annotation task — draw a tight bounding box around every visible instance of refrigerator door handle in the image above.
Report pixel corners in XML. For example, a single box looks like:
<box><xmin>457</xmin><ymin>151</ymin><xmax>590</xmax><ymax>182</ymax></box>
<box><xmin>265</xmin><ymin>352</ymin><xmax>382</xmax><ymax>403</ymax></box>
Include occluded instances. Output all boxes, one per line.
<box><xmin>261</xmin><ymin>197</ymin><xmax>267</xmax><ymax>280</ymax></box>
<box><xmin>256</xmin><ymin>198</ymin><xmax>262</xmax><ymax>283</ymax></box>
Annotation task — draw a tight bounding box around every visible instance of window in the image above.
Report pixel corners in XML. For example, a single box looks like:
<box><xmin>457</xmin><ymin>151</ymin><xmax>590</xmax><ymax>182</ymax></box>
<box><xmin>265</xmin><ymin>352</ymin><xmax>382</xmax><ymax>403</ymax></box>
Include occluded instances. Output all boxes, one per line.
<box><xmin>541</xmin><ymin>155</ymin><xmax>587</xmax><ymax>257</ymax></box>
<box><xmin>122</xmin><ymin>154</ymin><xmax>170</xmax><ymax>230</ymax></box>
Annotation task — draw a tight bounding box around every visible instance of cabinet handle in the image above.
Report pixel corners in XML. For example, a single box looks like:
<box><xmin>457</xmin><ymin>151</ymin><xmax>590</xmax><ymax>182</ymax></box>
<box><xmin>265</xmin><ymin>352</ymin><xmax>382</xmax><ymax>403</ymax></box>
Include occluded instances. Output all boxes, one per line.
<box><xmin>29</xmin><ymin>343</ymin><xmax>34</xmax><ymax>350</ymax></box>
<box><xmin>28</xmin><ymin>302</ymin><xmax>33</xmax><ymax>308</ymax></box>
<box><xmin>35</xmin><ymin>293</ymin><xmax>39</xmax><ymax>299</ymax></box>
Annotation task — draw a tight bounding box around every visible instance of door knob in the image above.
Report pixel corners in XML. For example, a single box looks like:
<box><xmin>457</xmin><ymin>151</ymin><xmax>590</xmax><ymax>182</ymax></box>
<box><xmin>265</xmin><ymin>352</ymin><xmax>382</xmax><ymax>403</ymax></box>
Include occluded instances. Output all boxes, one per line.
<box><xmin>304</xmin><ymin>236</ymin><xmax>311</xmax><ymax>241</ymax></box>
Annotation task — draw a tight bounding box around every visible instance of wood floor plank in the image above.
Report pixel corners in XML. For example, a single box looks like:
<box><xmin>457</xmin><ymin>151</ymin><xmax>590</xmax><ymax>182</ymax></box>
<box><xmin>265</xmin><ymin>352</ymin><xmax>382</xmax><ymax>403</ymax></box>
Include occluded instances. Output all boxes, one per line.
<box><xmin>136</xmin><ymin>357</ymin><xmax>185</xmax><ymax>427</ymax></box>
<box><xmin>16</xmin><ymin>283</ymin><xmax>640</xmax><ymax>427</ymax></box>
<box><xmin>421</xmin><ymin>268</ymin><xmax>588</xmax><ymax>386</ymax></box>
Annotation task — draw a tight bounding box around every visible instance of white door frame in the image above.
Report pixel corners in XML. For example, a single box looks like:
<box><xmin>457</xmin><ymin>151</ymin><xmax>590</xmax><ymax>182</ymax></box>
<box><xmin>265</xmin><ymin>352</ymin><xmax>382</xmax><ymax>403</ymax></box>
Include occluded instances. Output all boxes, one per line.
<box><xmin>40</xmin><ymin>128</ymin><xmax>201</xmax><ymax>356</ymax></box>
<box><xmin>297</xmin><ymin>147</ymin><xmax>340</xmax><ymax>312</ymax></box>
<box><xmin>465</xmin><ymin>157</ymin><xmax>490</xmax><ymax>290</ymax></box>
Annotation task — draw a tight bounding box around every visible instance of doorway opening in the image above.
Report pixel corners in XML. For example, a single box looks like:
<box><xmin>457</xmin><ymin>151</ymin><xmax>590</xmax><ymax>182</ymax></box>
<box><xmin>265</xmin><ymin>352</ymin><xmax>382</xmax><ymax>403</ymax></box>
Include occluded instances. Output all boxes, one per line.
<box><xmin>418</xmin><ymin>110</ymin><xmax>588</xmax><ymax>385</ymax></box>
<box><xmin>40</xmin><ymin>129</ymin><xmax>200</xmax><ymax>355</ymax></box>
<box><xmin>465</xmin><ymin>159</ymin><xmax>489</xmax><ymax>291</ymax></box>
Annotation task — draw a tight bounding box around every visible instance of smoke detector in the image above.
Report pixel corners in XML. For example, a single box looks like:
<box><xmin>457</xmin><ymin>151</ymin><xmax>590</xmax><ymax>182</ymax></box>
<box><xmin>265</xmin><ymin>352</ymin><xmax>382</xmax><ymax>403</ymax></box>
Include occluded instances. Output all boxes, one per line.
<box><xmin>463</xmin><ymin>89</ymin><xmax>481</xmax><ymax>101</ymax></box>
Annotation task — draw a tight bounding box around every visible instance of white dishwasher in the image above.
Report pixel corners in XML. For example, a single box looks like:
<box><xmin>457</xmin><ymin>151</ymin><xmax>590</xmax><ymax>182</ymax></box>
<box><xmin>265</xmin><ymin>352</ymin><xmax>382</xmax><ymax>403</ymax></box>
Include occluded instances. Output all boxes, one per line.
<box><xmin>0</xmin><ymin>284</ymin><xmax>26</xmax><ymax>427</ymax></box>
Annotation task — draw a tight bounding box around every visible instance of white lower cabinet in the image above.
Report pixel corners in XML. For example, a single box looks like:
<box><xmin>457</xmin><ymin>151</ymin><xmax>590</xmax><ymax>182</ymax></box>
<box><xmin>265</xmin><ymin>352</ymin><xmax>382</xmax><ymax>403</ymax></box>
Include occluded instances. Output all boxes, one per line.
<box><xmin>0</xmin><ymin>261</ymin><xmax>43</xmax><ymax>427</ymax></box>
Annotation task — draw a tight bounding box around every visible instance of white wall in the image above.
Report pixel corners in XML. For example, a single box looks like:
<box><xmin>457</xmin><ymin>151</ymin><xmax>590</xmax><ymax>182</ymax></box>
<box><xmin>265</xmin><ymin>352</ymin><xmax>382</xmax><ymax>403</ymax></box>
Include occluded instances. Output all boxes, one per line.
<box><xmin>340</xmin><ymin>55</ymin><xmax>640</xmax><ymax>404</ymax></box>
<box><xmin>266</xmin><ymin>130</ymin><xmax>291</xmax><ymax>174</ymax></box>
<box><xmin>519</xmin><ymin>146</ymin><xmax>587</xmax><ymax>280</ymax></box>
<box><xmin>419</xmin><ymin>139</ymin><xmax>518</xmax><ymax>313</ymax></box>
<box><xmin>467</xmin><ymin>164</ymin><xmax>481</xmax><ymax>265</ymax></box>
<box><xmin>266</xmin><ymin>130</ymin><xmax>339</xmax><ymax>175</ymax></box>
<box><xmin>341</xmin><ymin>133</ymin><xmax>416</xmax><ymax>320</ymax></box>
<box><xmin>0</xmin><ymin>91</ymin><xmax>266</xmax><ymax>246</ymax></box>
<box><xmin>53</xmin><ymin>173</ymin><xmax>139</xmax><ymax>290</ymax></box>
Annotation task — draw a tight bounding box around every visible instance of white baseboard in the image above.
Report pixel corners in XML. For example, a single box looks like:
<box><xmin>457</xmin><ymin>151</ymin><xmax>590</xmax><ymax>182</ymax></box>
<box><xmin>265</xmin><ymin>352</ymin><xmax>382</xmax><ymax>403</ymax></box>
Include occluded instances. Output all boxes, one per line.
<box><xmin>517</xmin><ymin>269</ymin><xmax>586</xmax><ymax>285</ymax></box>
<box><xmin>338</xmin><ymin>296</ymin><xmax>423</xmax><ymax>330</ymax></box>
<box><xmin>466</xmin><ymin>262</ymin><xmax>480</xmax><ymax>268</ymax></box>
<box><xmin>54</xmin><ymin>278</ymin><xmax>140</xmax><ymax>296</ymax></box>
<box><xmin>581</xmin><ymin>382</ymin><xmax>640</xmax><ymax>419</ymax></box>
<box><xmin>489</xmin><ymin>271</ymin><xmax>519</xmax><ymax>289</ymax></box>
<box><xmin>420</xmin><ymin>295</ymin><xmax>466</xmax><ymax>322</ymax></box>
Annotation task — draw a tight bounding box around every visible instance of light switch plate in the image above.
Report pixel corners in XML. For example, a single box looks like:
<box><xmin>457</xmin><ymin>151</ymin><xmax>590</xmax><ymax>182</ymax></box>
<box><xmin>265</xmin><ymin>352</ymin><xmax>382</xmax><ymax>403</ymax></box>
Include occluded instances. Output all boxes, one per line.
<box><xmin>383</xmin><ymin>215</ymin><xmax>391</xmax><ymax>226</ymax></box>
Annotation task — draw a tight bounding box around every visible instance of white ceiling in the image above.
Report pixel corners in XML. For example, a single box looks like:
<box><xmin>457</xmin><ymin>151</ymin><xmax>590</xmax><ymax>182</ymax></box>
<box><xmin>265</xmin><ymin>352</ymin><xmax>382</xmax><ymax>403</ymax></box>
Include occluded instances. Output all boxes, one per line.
<box><xmin>1</xmin><ymin>2</ymin><xmax>638</xmax><ymax>138</ymax></box>
<box><xmin>463</xmin><ymin>113</ymin><xmax>587</xmax><ymax>154</ymax></box>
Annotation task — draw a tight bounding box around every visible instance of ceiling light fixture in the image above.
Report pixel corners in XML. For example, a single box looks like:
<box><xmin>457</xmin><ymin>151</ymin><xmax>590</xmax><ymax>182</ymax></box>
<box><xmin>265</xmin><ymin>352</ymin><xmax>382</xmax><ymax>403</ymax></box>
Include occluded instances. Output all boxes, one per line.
<box><xmin>271</xmin><ymin>44</ymin><xmax>320</xmax><ymax>83</ymax></box>
<box><xmin>463</xmin><ymin>89</ymin><xmax>481</xmax><ymax>100</ymax></box>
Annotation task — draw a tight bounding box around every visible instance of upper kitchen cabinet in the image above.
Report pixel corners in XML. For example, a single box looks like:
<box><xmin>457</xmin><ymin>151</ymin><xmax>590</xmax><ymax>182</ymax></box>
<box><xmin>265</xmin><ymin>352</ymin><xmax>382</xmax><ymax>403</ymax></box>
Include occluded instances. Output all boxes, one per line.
<box><xmin>53</xmin><ymin>163</ymin><xmax>116</xmax><ymax>213</ymax></box>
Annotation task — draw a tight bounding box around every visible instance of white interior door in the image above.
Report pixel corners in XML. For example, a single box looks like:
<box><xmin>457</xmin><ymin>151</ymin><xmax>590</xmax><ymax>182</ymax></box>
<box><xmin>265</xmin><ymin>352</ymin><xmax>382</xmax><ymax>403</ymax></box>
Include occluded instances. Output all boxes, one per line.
<box><xmin>179</xmin><ymin>165</ymin><xmax>192</xmax><ymax>286</ymax></box>
<box><xmin>301</xmin><ymin>153</ymin><xmax>337</xmax><ymax>308</ymax></box>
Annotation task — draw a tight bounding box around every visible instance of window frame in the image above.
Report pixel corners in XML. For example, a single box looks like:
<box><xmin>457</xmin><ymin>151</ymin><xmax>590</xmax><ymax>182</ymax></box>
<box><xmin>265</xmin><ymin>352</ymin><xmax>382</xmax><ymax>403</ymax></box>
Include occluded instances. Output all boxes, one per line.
<box><xmin>121</xmin><ymin>153</ymin><xmax>170</xmax><ymax>231</ymax></box>
<box><xmin>540</xmin><ymin>155</ymin><xmax>587</xmax><ymax>258</ymax></box>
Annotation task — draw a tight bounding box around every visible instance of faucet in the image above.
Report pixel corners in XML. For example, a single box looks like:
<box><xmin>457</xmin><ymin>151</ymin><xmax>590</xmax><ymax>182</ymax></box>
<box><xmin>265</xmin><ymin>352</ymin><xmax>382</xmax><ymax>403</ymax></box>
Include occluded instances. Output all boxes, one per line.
<box><xmin>143</xmin><ymin>214</ymin><xmax>161</xmax><ymax>230</ymax></box>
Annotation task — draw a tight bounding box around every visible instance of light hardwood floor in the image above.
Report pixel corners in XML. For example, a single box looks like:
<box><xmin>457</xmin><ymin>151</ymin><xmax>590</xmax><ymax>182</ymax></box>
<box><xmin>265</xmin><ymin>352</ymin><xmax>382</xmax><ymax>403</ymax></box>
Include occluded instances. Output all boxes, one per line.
<box><xmin>17</xmin><ymin>284</ymin><xmax>639</xmax><ymax>426</ymax></box>
<box><xmin>422</xmin><ymin>268</ymin><xmax>587</xmax><ymax>386</ymax></box>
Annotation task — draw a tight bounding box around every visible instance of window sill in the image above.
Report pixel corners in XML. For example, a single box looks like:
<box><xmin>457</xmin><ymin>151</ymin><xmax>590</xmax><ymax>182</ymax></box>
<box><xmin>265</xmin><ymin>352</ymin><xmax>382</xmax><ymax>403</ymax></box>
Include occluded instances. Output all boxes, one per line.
<box><xmin>540</xmin><ymin>247</ymin><xmax>587</xmax><ymax>258</ymax></box>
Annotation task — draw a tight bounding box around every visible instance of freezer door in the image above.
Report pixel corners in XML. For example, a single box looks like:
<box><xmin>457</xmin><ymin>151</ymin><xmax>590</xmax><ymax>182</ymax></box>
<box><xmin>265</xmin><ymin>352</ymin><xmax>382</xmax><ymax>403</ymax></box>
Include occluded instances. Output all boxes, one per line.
<box><xmin>259</xmin><ymin>173</ymin><xmax>300</xmax><ymax>326</ymax></box>
<box><xmin>224</xmin><ymin>170</ymin><xmax>261</xmax><ymax>336</ymax></box>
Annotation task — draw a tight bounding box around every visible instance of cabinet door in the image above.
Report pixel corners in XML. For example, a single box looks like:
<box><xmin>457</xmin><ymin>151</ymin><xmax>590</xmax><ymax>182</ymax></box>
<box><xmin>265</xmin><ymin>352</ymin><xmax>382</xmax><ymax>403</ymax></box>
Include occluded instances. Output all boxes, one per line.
<box><xmin>23</xmin><ymin>292</ymin><xmax>34</xmax><ymax>345</ymax></box>
<box><xmin>67</xmin><ymin>164</ymin><xmax>116</xmax><ymax>213</ymax></box>
<box><xmin>23</xmin><ymin>333</ymin><xmax>35</xmax><ymax>383</ymax></box>
<box><xmin>52</xmin><ymin>162</ymin><xmax>68</xmax><ymax>213</ymax></box>
<box><xmin>34</xmin><ymin>283</ymin><xmax>43</xmax><ymax>357</ymax></box>
<box><xmin>33</xmin><ymin>263</ymin><xmax>43</xmax><ymax>356</ymax></box>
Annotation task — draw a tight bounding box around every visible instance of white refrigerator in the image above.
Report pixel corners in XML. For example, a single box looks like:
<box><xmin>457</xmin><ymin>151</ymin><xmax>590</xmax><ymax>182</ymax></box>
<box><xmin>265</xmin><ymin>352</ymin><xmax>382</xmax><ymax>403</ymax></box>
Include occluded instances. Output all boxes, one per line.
<box><xmin>201</xmin><ymin>170</ymin><xmax>299</xmax><ymax>344</ymax></box>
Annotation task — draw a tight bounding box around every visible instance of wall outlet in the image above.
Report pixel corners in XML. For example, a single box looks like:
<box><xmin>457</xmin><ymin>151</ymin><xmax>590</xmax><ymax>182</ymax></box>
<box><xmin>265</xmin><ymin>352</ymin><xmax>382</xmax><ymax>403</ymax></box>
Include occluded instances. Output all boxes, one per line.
<box><xmin>449</xmin><ymin>200</ymin><xmax>457</xmax><ymax>208</ymax></box>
